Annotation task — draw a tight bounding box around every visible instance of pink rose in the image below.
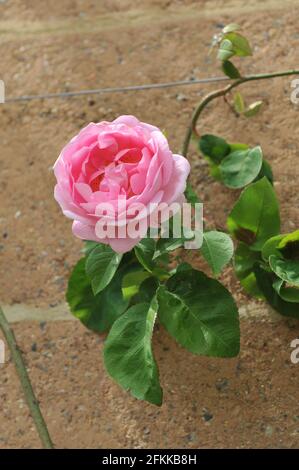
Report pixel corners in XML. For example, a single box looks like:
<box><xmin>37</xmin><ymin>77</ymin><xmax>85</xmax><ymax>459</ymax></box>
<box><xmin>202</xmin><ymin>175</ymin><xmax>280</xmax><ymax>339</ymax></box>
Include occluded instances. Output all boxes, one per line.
<box><xmin>54</xmin><ymin>115</ymin><xmax>190</xmax><ymax>253</ymax></box>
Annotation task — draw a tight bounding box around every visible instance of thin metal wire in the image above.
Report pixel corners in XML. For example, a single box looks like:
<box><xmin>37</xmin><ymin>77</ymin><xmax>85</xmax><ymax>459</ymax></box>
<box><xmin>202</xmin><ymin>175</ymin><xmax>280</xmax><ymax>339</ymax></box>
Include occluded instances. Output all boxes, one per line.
<box><xmin>5</xmin><ymin>76</ymin><xmax>230</xmax><ymax>103</ymax></box>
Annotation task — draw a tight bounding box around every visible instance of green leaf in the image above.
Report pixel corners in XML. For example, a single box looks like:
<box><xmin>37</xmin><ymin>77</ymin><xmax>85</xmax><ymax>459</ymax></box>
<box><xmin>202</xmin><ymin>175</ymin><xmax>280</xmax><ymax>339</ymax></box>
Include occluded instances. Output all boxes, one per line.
<box><xmin>278</xmin><ymin>230</ymin><xmax>299</xmax><ymax>260</ymax></box>
<box><xmin>157</xmin><ymin>267</ymin><xmax>240</xmax><ymax>357</ymax></box>
<box><xmin>233</xmin><ymin>92</ymin><xmax>245</xmax><ymax>114</ymax></box>
<box><xmin>134</xmin><ymin>238</ymin><xmax>156</xmax><ymax>272</ymax></box>
<box><xmin>254</xmin><ymin>265</ymin><xmax>299</xmax><ymax>318</ymax></box>
<box><xmin>261</xmin><ymin>234</ymin><xmax>285</xmax><ymax>262</ymax></box>
<box><xmin>82</xmin><ymin>240</ymin><xmax>99</xmax><ymax>255</ymax></box>
<box><xmin>279</xmin><ymin>229</ymin><xmax>299</xmax><ymax>250</ymax></box>
<box><xmin>201</xmin><ymin>231</ymin><xmax>234</xmax><ymax>276</ymax></box>
<box><xmin>224</xmin><ymin>32</ymin><xmax>252</xmax><ymax>57</ymax></box>
<box><xmin>122</xmin><ymin>270</ymin><xmax>150</xmax><ymax>300</ymax></box>
<box><xmin>154</xmin><ymin>218</ymin><xmax>196</xmax><ymax>259</ymax></box>
<box><xmin>173</xmin><ymin>262</ymin><xmax>193</xmax><ymax>274</ymax></box>
<box><xmin>229</xmin><ymin>142</ymin><xmax>249</xmax><ymax>152</ymax></box>
<box><xmin>234</xmin><ymin>242</ymin><xmax>263</xmax><ymax>297</ymax></box>
<box><xmin>154</xmin><ymin>236</ymin><xmax>183</xmax><ymax>259</ymax></box>
<box><xmin>255</xmin><ymin>159</ymin><xmax>273</xmax><ymax>184</ymax></box>
<box><xmin>104</xmin><ymin>299</ymin><xmax>163</xmax><ymax>406</ymax></box>
<box><xmin>234</xmin><ymin>242</ymin><xmax>261</xmax><ymax>279</ymax></box>
<box><xmin>199</xmin><ymin>134</ymin><xmax>230</xmax><ymax>164</ymax></box>
<box><xmin>133</xmin><ymin>277</ymin><xmax>160</xmax><ymax>304</ymax></box>
<box><xmin>185</xmin><ymin>181</ymin><xmax>201</xmax><ymax>205</ymax></box>
<box><xmin>134</xmin><ymin>237</ymin><xmax>171</xmax><ymax>282</ymax></box>
<box><xmin>240</xmin><ymin>272</ymin><xmax>264</xmax><ymax>298</ymax></box>
<box><xmin>273</xmin><ymin>278</ymin><xmax>299</xmax><ymax>303</ymax></box>
<box><xmin>244</xmin><ymin>100</ymin><xmax>263</xmax><ymax>118</ymax></box>
<box><xmin>227</xmin><ymin>177</ymin><xmax>280</xmax><ymax>249</ymax></box>
<box><xmin>220</xmin><ymin>146</ymin><xmax>263</xmax><ymax>189</ymax></box>
<box><xmin>66</xmin><ymin>258</ymin><xmax>131</xmax><ymax>333</ymax></box>
<box><xmin>269</xmin><ymin>256</ymin><xmax>299</xmax><ymax>287</ymax></box>
<box><xmin>86</xmin><ymin>244</ymin><xmax>123</xmax><ymax>295</ymax></box>
<box><xmin>209</xmin><ymin>162</ymin><xmax>222</xmax><ymax>180</ymax></box>
<box><xmin>218</xmin><ymin>38</ymin><xmax>235</xmax><ymax>61</ymax></box>
<box><xmin>223</xmin><ymin>23</ymin><xmax>240</xmax><ymax>34</ymax></box>
<box><xmin>222</xmin><ymin>60</ymin><xmax>241</xmax><ymax>79</ymax></box>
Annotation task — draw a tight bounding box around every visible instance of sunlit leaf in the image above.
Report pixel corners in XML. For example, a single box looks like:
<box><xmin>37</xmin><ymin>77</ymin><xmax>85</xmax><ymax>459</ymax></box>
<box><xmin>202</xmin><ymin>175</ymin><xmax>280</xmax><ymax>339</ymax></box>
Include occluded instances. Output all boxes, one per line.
<box><xmin>199</xmin><ymin>134</ymin><xmax>230</xmax><ymax>164</ymax></box>
<box><xmin>223</xmin><ymin>23</ymin><xmax>241</xmax><ymax>34</ymax></box>
<box><xmin>233</xmin><ymin>92</ymin><xmax>245</xmax><ymax>114</ymax></box>
<box><xmin>224</xmin><ymin>32</ymin><xmax>252</xmax><ymax>57</ymax></box>
<box><xmin>227</xmin><ymin>177</ymin><xmax>280</xmax><ymax>249</ymax></box>
<box><xmin>244</xmin><ymin>100</ymin><xmax>263</xmax><ymax>118</ymax></box>
<box><xmin>104</xmin><ymin>298</ymin><xmax>162</xmax><ymax>406</ymax></box>
<box><xmin>157</xmin><ymin>267</ymin><xmax>240</xmax><ymax>357</ymax></box>
<box><xmin>218</xmin><ymin>39</ymin><xmax>235</xmax><ymax>61</ymax></box>
<box><xmin>220</xmin><ymin>146</ymin><xmax>263</xmax><ymax>189</ymax></box>
<box><xmin>222</xmin><ymin>60</ymin><xmax>241</xmax><ymax>79</ymax></box>
<box><xmin>201</xmin><ymin>231</ymin><xmax>234</xmax><ymax>276</ymax></box>
<box><xmin>86</xmin><ymin>244</ymin><xmax>123</xmax><ymax>295</ymax></box>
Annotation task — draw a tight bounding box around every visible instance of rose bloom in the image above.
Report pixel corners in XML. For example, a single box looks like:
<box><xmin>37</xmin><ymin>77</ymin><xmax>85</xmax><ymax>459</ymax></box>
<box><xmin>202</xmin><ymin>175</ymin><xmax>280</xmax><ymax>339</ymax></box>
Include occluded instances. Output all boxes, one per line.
<box><xmin>54</xmin><ymin>115</ymin><xmax>190</xmax><ymax>253</ymax></box>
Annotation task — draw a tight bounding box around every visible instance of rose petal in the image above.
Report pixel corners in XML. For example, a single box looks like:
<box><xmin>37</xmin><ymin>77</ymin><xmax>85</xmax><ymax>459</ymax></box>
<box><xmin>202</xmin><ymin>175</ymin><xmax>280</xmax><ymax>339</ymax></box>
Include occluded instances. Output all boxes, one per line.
<box><xmin>162</xmin><ymin>154</ymin><xmax>190</xmax><ymax>204</ymax></box>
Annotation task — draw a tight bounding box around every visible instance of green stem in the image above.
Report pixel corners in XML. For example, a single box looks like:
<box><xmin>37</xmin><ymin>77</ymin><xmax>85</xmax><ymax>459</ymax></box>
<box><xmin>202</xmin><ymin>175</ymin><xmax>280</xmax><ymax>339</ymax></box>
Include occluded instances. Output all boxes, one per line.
<box><xmin>182</xmin><ymin>69</ymin><xmax>299</xmax><ymax>157</ymax></box>
<box><xmin>0</xmin><ymin>306</ymin><xmax>54</xmax><ymax>449</ymax></box>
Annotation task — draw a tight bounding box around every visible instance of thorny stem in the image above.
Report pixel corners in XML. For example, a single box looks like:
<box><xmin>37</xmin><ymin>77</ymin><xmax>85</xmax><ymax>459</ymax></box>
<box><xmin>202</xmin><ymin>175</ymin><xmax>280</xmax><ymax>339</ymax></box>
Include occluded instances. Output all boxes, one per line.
<box><xmin>0</xmin><ymin>306</ymin><xmax>54</xmax><ymax>449</ymax></box>
<box><xmin>182</xmin><ymin>69</ymin><xmax>299</xmax><ymax>157</ymax></box>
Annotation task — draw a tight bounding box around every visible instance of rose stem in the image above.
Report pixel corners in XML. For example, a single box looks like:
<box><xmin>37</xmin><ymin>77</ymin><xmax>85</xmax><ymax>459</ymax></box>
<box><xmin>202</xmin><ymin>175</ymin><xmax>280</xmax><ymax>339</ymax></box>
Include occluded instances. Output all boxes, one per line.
<box><xmin>0</xmin><ymin>305</ymin><xmax>54</xmax><ymax>449</ymax></box>
<box><xmin>182</xmin><ymin>69</ymin><xmax>299</xmax><ymax>158</ymax></box>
